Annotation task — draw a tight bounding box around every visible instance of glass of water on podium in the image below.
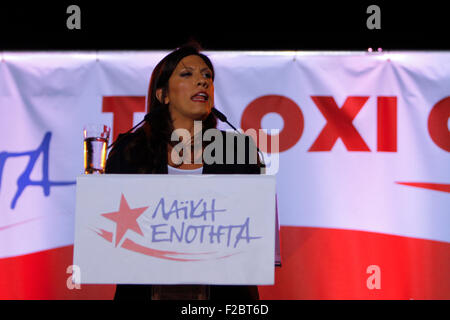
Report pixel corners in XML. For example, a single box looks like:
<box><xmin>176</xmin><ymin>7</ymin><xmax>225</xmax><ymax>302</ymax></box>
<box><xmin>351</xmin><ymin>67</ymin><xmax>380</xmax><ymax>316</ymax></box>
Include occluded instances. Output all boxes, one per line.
<box><xmin>83</xmin><ymin>124</ymin><xmax>110</xmax><ymax>174</ymax></box>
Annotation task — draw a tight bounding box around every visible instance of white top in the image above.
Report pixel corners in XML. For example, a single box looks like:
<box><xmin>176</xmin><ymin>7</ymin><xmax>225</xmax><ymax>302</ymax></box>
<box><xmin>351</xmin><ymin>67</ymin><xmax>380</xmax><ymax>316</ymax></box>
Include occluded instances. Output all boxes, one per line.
<box><xmin>167</xmin><ymin>164</ymin><xmax>203</xmax><ymax>175</ymax></box>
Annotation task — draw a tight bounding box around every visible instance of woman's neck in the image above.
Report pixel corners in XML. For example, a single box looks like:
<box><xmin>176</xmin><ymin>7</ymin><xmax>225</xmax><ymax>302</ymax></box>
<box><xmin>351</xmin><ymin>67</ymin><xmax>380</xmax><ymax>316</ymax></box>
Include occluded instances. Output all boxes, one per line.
<box><xmin>168</xmin><ymin>117</ymin><xmax>204</xmax><ymax>169</ymax></box>
<box><xmin>171</xmin><ymin>116</ymin><xmax>204</xmax><ymax>148</ymax></box>
<box><xmin>172</xmin><ymin>117</ymin><xmax>202</xmax><ymax>137</ymax></box>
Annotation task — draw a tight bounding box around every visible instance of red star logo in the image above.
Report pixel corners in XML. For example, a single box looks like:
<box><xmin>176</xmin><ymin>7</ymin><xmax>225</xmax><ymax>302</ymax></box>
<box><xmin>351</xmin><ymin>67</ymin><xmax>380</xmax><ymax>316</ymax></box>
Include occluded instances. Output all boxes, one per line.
<box><xmin>101</xmin><ymin>194</ymin><xmax>149</xmax><ymax>247</ymax></box>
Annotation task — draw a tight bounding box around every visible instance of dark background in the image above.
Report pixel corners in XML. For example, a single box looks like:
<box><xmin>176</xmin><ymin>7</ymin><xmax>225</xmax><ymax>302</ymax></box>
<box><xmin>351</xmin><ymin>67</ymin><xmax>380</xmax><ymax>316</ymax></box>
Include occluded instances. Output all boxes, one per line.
<box><xmin>0</xmin><ymin>2</ymin><xmax>447</xmax><ymax>51</ymax></box>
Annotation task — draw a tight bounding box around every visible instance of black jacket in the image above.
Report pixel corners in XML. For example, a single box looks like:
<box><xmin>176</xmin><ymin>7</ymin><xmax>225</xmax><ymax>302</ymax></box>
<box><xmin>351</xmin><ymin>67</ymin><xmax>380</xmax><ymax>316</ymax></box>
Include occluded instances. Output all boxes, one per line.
<box><xmin>105</xmin><ymin>128</ymin><xmax>261</xmax><ymax>300</ymax></box>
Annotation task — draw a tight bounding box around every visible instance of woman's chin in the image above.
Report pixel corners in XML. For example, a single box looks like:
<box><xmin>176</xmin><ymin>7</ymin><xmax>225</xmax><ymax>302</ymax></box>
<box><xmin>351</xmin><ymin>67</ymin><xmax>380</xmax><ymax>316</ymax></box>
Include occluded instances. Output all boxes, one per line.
<box><xmin>191</xmin><ymin>108</ymin><xmax>211</xmax><ymax>121</ymax></box>
<box><xmin>194</xmin><ymin>113</ymin><xmax>209</xmax><ymax>121</ymax></box>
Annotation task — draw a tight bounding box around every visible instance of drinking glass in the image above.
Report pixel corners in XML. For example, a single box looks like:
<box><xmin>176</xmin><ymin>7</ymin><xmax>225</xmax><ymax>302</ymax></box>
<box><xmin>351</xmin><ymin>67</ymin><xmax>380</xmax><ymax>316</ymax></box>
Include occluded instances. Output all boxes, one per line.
<box><xmin>83</xmin><ymin>124</ymin><xmax>110</xmax><ymax>174</ymax></box>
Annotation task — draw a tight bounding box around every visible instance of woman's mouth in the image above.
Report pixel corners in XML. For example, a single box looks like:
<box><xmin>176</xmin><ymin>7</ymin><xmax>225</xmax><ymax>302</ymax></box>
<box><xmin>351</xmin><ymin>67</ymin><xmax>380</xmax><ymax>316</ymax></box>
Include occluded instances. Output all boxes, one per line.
<box><xmin>191</xmin><ymin>92</ymin><xmax>209</xmax><ymax>102</ymax></box>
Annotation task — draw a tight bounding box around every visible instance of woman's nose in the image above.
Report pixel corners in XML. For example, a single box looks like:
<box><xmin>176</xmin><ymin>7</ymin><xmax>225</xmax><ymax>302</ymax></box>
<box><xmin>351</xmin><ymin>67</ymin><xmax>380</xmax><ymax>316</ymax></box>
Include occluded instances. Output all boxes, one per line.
<box><xmin>197</xmin><ymin>77</ymin><xmax>208</xmax><ymax>88</ymax></box>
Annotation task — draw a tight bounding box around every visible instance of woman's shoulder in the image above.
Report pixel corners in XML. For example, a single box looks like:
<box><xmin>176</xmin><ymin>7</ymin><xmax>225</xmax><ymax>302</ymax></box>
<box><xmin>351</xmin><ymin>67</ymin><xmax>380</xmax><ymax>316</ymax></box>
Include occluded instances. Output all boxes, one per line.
<box><xmin>208</xmin><ymin>128</ymin><xmax>255</xmax><ymax>142</ymax></box>
<box><xmin>215</xmin><ymin>129</ymin><xmax>258</xmax><ymax>151</ymax></box>
<box><xmin>203</xmin><ymin>128</ymin><xmax>262</xmax><ymax>174</ymax></box>
<box><xmin>105</xmin><ymin>129</ymin><xmax>147</xmax><ymax>173</ymax></box>
<box><xmin>110</xmin><ymin>127</ymin><xmax>148</xmax><ymax>152</ymax></box>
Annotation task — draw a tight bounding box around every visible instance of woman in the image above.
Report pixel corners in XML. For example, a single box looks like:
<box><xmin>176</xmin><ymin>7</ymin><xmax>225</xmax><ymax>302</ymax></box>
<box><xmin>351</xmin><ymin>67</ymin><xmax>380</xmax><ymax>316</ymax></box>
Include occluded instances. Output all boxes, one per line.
<box><xmin>106</xmin><ymin>45</ymin><xmax>261</xmax><ymax>300</ymax></box>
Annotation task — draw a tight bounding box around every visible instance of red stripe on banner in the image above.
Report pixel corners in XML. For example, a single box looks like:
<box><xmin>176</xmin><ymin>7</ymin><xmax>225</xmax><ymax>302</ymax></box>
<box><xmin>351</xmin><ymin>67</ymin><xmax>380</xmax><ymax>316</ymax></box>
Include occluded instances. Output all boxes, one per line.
<box><xmin>0</xmin><ymin>218</ymin><xmax>40</xmax><ymax>232</ymax></box>
<box><xmin>0</xmin><ymin>226</ymin><xmax>449</xmax><ymax>299</ymax></box>
<box><xmin>259</xmin><ymin>226</ymin><xmax>450</xmax><ymax>299</ymax></box>
<box><xmin>0</xmin><ymin>246</ymin><xmax>115</xmax><ymax>300</ymax></box>
<box><xmin>395</xmin><ymin>182</ymin><xmax>450</xmax><ymax>193</ymax></box>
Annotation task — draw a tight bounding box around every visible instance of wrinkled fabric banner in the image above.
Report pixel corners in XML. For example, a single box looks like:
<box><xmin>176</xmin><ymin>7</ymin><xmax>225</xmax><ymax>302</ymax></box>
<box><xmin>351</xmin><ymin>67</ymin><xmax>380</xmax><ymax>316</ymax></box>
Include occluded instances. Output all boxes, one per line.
<box><xmin>0</xmin><ymin>51</ymin><xmax>448</xmax><ymax>299</ymax></box>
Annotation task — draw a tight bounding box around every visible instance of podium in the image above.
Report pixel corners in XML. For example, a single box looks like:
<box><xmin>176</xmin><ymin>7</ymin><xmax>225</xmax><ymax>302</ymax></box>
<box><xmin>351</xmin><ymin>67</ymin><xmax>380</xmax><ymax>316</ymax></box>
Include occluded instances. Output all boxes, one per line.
<box><xmin>74</xmin><ymin>174</ymin><xmax>278</xmax><ymax>299</ymax></box>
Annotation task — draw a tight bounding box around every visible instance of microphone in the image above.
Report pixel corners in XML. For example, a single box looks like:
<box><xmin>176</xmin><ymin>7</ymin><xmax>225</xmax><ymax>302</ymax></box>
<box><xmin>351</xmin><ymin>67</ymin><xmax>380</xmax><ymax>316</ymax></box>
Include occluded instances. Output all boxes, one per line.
<box><xmin>107</xmin><ymin>111</ymin><xmax>153</xmax><ymax>150</ymax></box>
<box><xmin>211</xmin><ymin>107</ymin><xmax>266</xmax><ymax>169</ymax></box>
<box><xmin>211</xmin><ymin>107</ymin><xmax>238</xmax><ymax>131</ymax></box>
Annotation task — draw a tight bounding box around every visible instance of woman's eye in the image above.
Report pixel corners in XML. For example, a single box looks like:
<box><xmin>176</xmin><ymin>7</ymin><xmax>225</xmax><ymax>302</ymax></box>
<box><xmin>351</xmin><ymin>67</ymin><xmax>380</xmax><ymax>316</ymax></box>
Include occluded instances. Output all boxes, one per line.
<box><xmin>180</xmin><ymin>71</ymin><xmax>212</xmax><ymax>79</ymax></box>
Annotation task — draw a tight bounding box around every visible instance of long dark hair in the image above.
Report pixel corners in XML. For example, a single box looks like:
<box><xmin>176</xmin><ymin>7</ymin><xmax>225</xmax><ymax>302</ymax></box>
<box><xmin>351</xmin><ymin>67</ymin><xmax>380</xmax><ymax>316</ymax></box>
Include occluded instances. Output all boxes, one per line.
<box><xmin>124</xmin><ymin>45</ymin><xmax>217</xmax><ymax>173</ymax></box>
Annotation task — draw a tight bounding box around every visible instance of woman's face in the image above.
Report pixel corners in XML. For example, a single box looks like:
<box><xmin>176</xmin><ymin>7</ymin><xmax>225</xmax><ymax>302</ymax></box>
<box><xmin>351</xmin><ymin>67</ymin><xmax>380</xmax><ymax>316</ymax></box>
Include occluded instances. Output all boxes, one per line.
<box><xmin>161</xmin><ymin>55</ymin><xmax>214</xmax><ymax>123</ymax></box>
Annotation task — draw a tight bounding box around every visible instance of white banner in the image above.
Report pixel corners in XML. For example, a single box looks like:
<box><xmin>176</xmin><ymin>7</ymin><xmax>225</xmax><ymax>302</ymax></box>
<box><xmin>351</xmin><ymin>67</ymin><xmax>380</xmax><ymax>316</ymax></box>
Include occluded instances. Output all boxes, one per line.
<box><xmin>0</xmin><ymin>51</ymin><xmax>449</xmax><ymax>261</ymax></box>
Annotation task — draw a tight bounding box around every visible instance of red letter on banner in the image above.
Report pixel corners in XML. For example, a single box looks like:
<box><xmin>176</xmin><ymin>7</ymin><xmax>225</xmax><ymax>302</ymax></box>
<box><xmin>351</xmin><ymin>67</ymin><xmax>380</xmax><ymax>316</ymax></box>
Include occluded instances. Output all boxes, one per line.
<box><xmin>377</xmin><ymin>96</ymin><xmax>397</xmax><ymax>152</ymax></box>
<box><xmin>241</xmin><ymin>95</ymin><xmax>304</xmax><ymax>153</ymax></box>
<box><xmin>309</xmin><ymin>96</ymin><xmax>370</xmax><ymax>151</ymax></box>
<box><xmin>102</xmin><ymin>96</ymin><xmax>146</xmax><ymax>142</ymax></box>
<box><xmin>428</xmin><ymin>97</ymin><xmax>450</xmax><ymax>152</ymax></box>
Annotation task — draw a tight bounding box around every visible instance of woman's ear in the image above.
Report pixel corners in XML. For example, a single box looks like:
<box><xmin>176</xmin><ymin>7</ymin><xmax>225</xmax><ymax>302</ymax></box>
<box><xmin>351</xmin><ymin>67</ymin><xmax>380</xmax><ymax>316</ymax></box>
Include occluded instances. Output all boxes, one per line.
<box><xmin>156</xmin><ymin>88</ymin><xmax>169</xmax><ymax>104</ymax></box>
